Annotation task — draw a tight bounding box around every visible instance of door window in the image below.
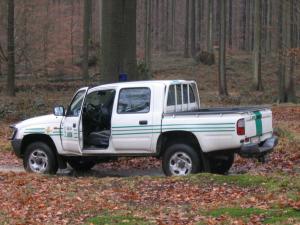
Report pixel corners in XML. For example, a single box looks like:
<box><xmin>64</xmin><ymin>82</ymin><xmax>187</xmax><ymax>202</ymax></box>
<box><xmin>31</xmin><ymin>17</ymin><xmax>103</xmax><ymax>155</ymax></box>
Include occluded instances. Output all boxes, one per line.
<box><xmin>66</xmin><ymin>90</ymin><xmax>86</xmax><ymax>117</ymax></box>
<box><xmin>117</xmin><ymin>88</ymin><xmax>151</xmax><ymax>113</ymax></box>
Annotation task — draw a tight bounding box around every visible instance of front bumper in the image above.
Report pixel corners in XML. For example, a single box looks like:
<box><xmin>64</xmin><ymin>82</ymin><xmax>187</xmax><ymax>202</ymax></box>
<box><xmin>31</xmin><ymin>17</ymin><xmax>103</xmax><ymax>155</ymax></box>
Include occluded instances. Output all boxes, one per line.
<box><xmin>239</xmin><ymin>136</ymin><xmax>278</xmax><ymax>159</ymax></box>
<box><xmin>11</xmin><ymin>139</ymin><xmax>22</xmax><ymax>158</ymax></box>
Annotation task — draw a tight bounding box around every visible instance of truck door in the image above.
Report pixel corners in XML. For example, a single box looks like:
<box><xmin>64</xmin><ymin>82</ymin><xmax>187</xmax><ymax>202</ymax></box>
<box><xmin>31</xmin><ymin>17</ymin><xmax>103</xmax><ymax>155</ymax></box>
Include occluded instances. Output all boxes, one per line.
<box><xmin>111</xmin><ymin>86</ymin><xmax>155</xmax><ymax>152</ymax></box>
<box><xmin>61</xmin><ymin>88</ymin><xmax>88</xmax><ymax>154</ymax></box>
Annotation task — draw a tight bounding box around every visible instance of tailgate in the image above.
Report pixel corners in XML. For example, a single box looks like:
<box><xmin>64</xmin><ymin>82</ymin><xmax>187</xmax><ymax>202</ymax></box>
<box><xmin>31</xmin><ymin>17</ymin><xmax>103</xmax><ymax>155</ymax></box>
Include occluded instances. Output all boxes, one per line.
<box><xmin>245</xmin><ymin>109</ymin><xmax>273</xmax><ymax>140</ymax></box>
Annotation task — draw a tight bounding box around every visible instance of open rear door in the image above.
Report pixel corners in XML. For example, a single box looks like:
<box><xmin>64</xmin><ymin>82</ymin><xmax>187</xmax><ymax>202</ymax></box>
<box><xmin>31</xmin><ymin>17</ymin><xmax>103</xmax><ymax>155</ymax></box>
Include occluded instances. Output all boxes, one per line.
<box><xmin>61</xmin><ymin>87</ymin><xmax>88</xmax><ymax>154</ymax></box>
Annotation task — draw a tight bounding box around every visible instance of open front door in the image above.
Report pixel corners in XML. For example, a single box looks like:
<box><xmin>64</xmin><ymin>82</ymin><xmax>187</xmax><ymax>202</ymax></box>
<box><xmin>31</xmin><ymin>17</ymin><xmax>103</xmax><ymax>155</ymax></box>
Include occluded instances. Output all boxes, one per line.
<box><xmin>61</xmin><ymin>88</ymin><xmax>88</xmax><ymax>154</ymax></box>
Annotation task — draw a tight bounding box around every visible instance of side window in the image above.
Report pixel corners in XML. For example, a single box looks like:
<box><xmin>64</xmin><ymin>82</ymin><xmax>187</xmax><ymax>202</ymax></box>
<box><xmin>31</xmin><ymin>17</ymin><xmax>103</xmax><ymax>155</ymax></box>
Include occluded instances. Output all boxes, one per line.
<box><xmin>167</xmin><ymin>85</ymin><xmax>175</xmax><ymax>106</ymax></box>
<box><xmin>176</xmin><ymin>84</ymin><xmax>182</xmax><ymax>104</ymax></box>
<box><xmin>189</xmin><ymin>85</ymin><xmax>196</xmax><ymax>103</ymax></box>
<box><xmin>66</xmin><ymin>90</ymin><xmax>86</xmax><ymax>117</ymax></box>
<box><xmin>183</xmin><ymin>84</ymin><xmax>188</xmax><ymax>104</ymax></box>
<box><xmin>117</xmin><ymin>88</ymin><xmax>151</xmax><ymax>114</ymax></box>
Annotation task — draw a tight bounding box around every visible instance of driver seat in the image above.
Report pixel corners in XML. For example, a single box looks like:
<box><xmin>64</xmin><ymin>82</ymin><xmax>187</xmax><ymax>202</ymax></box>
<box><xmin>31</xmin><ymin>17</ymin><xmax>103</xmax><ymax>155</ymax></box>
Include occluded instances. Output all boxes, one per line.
<box><xmin>86</xmin><ymin>130</ymin><xmax>110</xmax><ymax>148</ymax></box>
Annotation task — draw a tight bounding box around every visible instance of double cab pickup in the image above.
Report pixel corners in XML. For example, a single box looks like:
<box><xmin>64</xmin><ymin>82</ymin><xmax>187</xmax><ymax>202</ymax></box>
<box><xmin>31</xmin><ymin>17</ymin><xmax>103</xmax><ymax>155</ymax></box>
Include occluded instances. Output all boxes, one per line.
<box><xmin>10</xmin><ymin>80</ymin><xmax>278</xmax><ymax>175</ymax></box>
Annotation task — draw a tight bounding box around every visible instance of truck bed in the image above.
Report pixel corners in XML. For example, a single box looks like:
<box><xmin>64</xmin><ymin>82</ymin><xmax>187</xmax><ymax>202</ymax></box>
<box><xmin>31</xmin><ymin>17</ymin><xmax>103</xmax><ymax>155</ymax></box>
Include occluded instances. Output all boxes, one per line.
<box><xmin>163</xmin><ymin>106</ymin><xmax>269</xmax><ymax>116</ymax></box>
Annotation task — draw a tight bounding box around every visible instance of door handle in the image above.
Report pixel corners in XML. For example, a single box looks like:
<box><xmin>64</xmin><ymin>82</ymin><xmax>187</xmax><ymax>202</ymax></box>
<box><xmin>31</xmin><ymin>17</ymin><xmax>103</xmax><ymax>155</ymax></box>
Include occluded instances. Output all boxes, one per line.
<box><xmin>73</xmin><ymin>123</ymin><xmax>76</xmax><ymax>128</ymax></box>
<box><xmin>139</xmin><ymin>120</ymin><xmax>148</xmax><ymax>125</ymax></box>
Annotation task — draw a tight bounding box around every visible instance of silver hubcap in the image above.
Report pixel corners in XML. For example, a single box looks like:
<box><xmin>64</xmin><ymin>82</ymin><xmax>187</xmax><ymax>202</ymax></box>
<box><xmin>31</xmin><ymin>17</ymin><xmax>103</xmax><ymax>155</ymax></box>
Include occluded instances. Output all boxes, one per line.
<box><xmin>169</xmin><ymin>152</ymin><xmax>192</xmax><ymax>176</ymax></box>
<box><xmin>28</xmin><ymin>150</ymin><xmax>48</xmax><ymax>173</ymax></box>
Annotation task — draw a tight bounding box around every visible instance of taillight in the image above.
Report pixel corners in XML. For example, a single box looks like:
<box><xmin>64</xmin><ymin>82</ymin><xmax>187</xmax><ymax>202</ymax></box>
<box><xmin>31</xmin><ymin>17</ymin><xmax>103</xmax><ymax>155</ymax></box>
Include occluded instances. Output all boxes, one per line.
<box><xmin>237</xmin><ymin>119</ymin><xmax>245</xmax><ymax>135</ymax></box>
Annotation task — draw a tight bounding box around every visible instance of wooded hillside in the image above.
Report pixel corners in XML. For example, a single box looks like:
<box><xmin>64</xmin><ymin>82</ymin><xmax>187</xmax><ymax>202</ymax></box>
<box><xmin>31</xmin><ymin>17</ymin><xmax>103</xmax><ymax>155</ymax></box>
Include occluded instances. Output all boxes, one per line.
<box><xmin>0</xmin><ymin>0</ymin><xmax>299</xmax><ymax>102</ymax></box>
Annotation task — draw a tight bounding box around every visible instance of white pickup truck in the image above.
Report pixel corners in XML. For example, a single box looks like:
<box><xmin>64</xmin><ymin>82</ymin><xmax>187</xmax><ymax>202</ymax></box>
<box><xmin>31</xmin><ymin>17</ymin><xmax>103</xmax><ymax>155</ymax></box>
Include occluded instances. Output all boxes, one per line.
<box><xmin>9</xmin><ymin>80</ymin><xmax>278</xmax><ymax>176</ymax></box>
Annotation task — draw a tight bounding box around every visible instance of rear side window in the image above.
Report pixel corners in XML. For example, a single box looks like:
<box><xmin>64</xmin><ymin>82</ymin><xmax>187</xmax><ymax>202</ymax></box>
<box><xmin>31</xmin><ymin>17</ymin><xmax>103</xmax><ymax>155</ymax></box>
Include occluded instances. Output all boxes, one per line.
<box><xmin>176</xmin><ymin>85</ymin><xmax>182</xmax><ymax>104</ymax></box>
<box><xmin>189</xmin><ymin>85</ymin><xmax>196</xmax><ymax>103</ymax></box>
<box><xmin>117</xmin><ymin>88</ymin><xmax>151</xmax><ymax>113</ymax></box>
<box><xmin>183</xmin><ymin>84</ymin><xmax>188</xmax><ymax>104</ymax></box>
<box><xmin>167</xmin><ymin>85</ymin><xmax>175</xmax><ymax>106</ymax></box>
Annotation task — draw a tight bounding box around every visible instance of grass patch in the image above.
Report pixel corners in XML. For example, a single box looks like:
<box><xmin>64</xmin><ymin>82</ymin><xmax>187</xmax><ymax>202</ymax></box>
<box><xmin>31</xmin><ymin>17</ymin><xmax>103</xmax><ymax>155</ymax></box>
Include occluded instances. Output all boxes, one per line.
<box><xmin>207</xmin><ymin>207</ymin><xmax>300</xmax><ymax>224</ymax></box>
<box><xmin>188</xmin><ymin>173</ymin><xmax>300</xmax><ymax>191</ymax></box>
<box><xmin>274</xmin><ymin>127</ymin><xmax>295</xmax><ymax>141</ymax></box>
<box><xmin>87</xmin><ymin>213</ymin><xmax>152</xmax><ymax>225</ymax></box>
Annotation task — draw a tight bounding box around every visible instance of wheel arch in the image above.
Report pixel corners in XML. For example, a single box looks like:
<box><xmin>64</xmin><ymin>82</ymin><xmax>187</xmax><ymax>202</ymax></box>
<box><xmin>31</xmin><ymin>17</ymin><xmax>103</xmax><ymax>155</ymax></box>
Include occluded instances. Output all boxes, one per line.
<box><xmin>156</xmin><ymin>131</ymin><xmax>202</xmax><ymax>157</ymax></box>
<box><xmin>21</xmin><ymin>134</ymin><xmax>58</xmax><ymax>156</ymax></box>
<box><xmin>21</xmin><ymin>134</ymin><xmax>67</xmax><ymax>169</ymax></box>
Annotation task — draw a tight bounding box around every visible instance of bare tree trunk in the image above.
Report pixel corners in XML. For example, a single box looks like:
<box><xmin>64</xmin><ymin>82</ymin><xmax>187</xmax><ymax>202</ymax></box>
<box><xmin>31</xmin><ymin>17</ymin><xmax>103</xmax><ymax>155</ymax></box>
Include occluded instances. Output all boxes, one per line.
<box><xmin>266</xmin><ymin>0</ymin><xmax>272</xmax><ymax>53</ymax></box>
<box><xmin>101</xmin><ymin>0</ymin><xmax>138</xmax><ymax>82</ymax></box>
<box><xmin>197</xmin><ymin>0</ymin><xmax>203</xmax><ymax>50</ymax></box>
<box><xmin>155</xmin><ymin>0</ymin><xmax>159</xmax><ymax>50</ymax></box>
<box><xmin>277</xmin><ymin>0</ymin><xmax>285</xmax><ymax>102</ymax></box>
<box><xmin>70</xmin><ymin>0</ymin><xmax>75</xmax><ymax>64</ymax></box>
<box><xmin>83</xmin><ymin>0</ymin><xmax>92</xmax><ymax>81</ymax></box>
<box><xmin>144</xmin><ymin>0</ymin><xmax>152</xmax><ymax>78</ymax></box>
<box><xmin>207</xmin><ymin>0</ymin><xmax>213</xmax><ymax>53</ymax></box>
<box><xmin>191</xmin><ymin>0</ymin><xmax>196</xmax><ymax>57</ymax></box>
<box><xmin>43</xmin><ymin>1</ymin><xmax>50</xmax><ymax>76</ymax></box>
<box><xmin>228</xmin><ymin>0</ymin><xmax>233</xmax><ymax>48</ymax></box>
<box><xmin>6</xmin><ymin>0</ymin><xmax>15</xmax><ymax>97</ymax></box>
<box><xmin>171</xmin><ymin>0</ymin><xmax>176</xmax><ymax>49</ymax></box>
<box><xmin>253</xmin><ymin>0</ymin><xmax>263</xmax><ymax>91</ymax></box>
<box><xmin>286</xmin><ymin>0</ymin><xmax>296</xmax><ymax>102</ymax></box>
<box><xmin>184</xmin><ymin>0</ymin><xmax>190</xmax><ymax>58</ymax></box>
<box><xmin>218</xmin><ymin>0</ymin><xmax>228</xmax><ymax>96</ymax></box>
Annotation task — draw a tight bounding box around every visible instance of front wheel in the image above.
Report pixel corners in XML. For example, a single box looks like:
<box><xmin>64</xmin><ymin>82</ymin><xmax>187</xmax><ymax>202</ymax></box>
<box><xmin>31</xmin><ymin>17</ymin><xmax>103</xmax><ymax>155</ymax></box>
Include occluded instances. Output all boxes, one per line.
<box><xmin>162</xmin><ymin>144</ymin><xmax>202</xmax><ymax>176</ymax></box>
<box><xmin>23</xmin><ymin>142</ymin><xmax>58</xmax><ymax>174</ymax></box>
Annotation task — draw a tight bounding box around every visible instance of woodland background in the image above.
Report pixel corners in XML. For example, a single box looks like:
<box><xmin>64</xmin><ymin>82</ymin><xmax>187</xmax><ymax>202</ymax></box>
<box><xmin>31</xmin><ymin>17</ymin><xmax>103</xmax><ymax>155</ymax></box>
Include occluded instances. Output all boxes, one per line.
<box><xmin>0</xmin><ymin>1</ymin><xmax>299</xmax><ymax>224</ymax></box>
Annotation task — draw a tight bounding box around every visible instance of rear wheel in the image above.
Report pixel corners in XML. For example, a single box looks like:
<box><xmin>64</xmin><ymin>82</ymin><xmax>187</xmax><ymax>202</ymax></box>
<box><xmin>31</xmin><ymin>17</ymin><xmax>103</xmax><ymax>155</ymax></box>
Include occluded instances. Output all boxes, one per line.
<box><xmin>209</xmin><ymin>153</ymin><xmax>234</xmax><ymax>174</ymax></box>
<box><xmin>162</xmin><ymin>144</ymin><xmax>201</xmax><ymax>176</ymax></box>
<box><xmin>23</xmin><ymin>142</ymin><xmax>58</xmax><ymax>174</ymax></box>
<box><xmin>67</xmin><ymin>158</ymin><xmax>96</xmax><ymax>171</ymax></box>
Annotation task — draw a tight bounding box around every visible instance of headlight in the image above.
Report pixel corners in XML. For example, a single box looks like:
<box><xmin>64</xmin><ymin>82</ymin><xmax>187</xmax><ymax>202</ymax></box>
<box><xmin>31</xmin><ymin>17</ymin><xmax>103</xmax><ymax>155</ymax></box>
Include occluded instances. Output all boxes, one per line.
<box><xmin>9</xmin><ymin>125</ymin><xmax>17</xmax><ymax>140</ymax></box>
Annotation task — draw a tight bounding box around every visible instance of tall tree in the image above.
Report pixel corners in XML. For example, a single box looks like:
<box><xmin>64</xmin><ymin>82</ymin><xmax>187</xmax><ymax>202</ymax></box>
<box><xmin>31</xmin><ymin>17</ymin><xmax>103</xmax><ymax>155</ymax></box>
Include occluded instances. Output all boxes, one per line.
<box><xmin>190</xmin><ymin>0</ymin><xmax>196</xmax><ymax>57</ymax></box>
<box><xmin>144</xmin><ymin>0</ymin><xmax>152</xmax><ymax>78</ymax></box>
<box><xmin>253</xmin><ymin>0</ymin><xmax>263</xmax><ymax>91</ymax></box>
<box><xmin>207</xmin><ymin>0</ymin><xmax>214</xmax><ymax>54</ymax></box>
<box><xmin>218</xmin><ymin>0</ymin><xmax>228</xmax><ymax>96</ymax></box>
<box><xmin>171</xmin><ymin>0</ymin><xmax>176</xmax><ymax>48</ymax></box>
<box><xmin>6</xmin><ymin>0</ymin><xmax>15</xmax><ymax>96</ymax></box>
<box><xmin>82</xmin><ymin>0</ymin><xmax>92</xmax><ymax>81</ymax></box>
<box><xmin>266</xmin><ymin>0</ymin><xmax>272</xmax><ymax>53</ymax></box>
<box><xmin>277</xmin><ymin>0</ymin><xmax>285</xmax><ymax>102</ymax></box>
<box><xmin>101</xmin><ymin>0</ymin><xmax>138</xmax><ymax>83</ymax></box>
<box><xmin>184</xmin><ymin>0</ymin><xmax>190</xmax><ymax>58</ymax></box>
<box><xmin>228</xmin><ymin>0</ymin><xmax>233</xmax><ymax>48</ymax></box>
<box><xmin>285</xmin><ymin>0</ymin><xmax>296</xmax><ymax>102</ymax></box>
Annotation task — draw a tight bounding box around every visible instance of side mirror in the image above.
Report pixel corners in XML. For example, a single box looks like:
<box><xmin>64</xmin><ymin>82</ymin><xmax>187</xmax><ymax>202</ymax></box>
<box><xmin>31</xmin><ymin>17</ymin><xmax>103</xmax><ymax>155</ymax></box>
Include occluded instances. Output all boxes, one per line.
<box><xmin>53</xmin><ymin>106</ymin><xmax>65</xmax><ymax>116</ymax></box>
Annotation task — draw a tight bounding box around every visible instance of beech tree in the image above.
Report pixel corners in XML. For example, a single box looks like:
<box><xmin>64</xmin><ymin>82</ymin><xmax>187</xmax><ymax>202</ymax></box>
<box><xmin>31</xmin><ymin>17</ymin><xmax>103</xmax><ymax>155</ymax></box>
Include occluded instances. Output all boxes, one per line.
<box><xmin>6</xmin><ymin>0</ymin><xmax>15</xmax><ymax>97</ymax></box>
<box><xmin>82</xmin><ymin>0</ymin><xmax>92</xmax><ymax>81</ymax></box>
<box><xmin>218</xmin><ymin>0</ymin><xmax>228</xmax><ymax>96</ymax></box>
<box><xmin>144</xmin><ymin>0</ymin><xmax>152</xmax><ymax>78</ymax></box>
<box><xmin>253</xmin><ymin>0</ymin><xmax>263</xmax><ymax>91</ymax></box>
<box><xmin>100</xmin><ymin>0</ymin><xmax>138</xmax><ymax>82</ymax></box>
<box><xmin>184</xmin><ymin>0</ymin><xmax>189</xmax><ymax>58</ymax></box>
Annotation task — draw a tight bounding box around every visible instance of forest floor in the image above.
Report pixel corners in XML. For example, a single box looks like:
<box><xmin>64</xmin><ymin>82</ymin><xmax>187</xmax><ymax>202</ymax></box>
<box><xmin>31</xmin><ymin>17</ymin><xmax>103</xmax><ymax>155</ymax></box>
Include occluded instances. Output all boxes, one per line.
<box><xmin>0</xmin><ymin>52</ymin><xmax>299</xmax><ymax>224</ymax></box>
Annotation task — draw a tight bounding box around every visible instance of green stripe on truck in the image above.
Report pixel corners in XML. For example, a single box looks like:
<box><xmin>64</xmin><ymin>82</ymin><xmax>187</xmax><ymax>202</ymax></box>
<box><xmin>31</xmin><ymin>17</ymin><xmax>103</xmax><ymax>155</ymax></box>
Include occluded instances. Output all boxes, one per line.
<box><xmin>254</xmin><ymin>111</ymin><xmax>263</xmax><ymax>136</ymax></box>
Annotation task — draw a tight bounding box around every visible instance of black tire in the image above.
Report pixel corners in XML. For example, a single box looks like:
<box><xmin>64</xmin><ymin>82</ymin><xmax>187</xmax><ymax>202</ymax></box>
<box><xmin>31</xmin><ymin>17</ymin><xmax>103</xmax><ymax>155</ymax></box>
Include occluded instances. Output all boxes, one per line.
<box><xmin>23</xmin><ymin>142</ymin><xmax>58</xmax><ymax>174</ymax></box>
<box><xmin>162</xmin><ymin>144</ymin><xmax>202</xmax><ymax>176</ymax></box>
<box><xmin>209</xmin><ymin>153</ymin><xmax>234</xmax><ymax>175</ymax></box>
<box><xmin>67</xmin><ymin>158</ymin><xmax>96</xmax><ymax>171</ymax></box>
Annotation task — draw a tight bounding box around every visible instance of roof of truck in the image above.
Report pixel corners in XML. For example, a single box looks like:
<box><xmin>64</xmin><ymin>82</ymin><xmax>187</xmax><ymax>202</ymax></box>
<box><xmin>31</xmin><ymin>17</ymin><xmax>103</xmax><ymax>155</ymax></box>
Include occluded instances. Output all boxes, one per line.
<box><xmin>96</xmin><ymin>80</ymin><xmax>195</xmax><ymax>89</ymax></box>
